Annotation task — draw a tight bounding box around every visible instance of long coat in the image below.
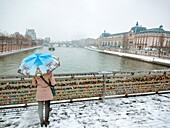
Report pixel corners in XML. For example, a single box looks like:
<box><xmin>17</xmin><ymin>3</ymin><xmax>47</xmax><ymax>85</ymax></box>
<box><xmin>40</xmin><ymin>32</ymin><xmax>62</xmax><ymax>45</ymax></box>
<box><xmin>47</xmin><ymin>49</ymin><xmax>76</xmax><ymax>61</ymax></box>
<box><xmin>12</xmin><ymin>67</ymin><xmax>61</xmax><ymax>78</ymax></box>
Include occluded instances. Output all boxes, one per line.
<box><xmin>32</xmin><ymin>73</ymin><xmax>56</xmax><ymax>101</ymax></box>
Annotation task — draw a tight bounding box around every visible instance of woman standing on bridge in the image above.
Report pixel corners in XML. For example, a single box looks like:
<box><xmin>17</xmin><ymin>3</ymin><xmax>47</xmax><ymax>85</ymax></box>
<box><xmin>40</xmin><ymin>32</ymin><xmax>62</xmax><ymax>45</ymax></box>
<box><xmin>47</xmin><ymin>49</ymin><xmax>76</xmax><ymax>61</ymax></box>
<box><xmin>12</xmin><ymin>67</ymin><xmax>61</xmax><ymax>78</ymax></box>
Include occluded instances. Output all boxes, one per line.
<box><xmin>32</xmin><ymin>73</ymin><xmax>56</xmax><ymax>127</ymax></box>
<box><xmin>18</xmin><ymin>53</ymin><xmax>60</xmax><ymax>127</ymax></box>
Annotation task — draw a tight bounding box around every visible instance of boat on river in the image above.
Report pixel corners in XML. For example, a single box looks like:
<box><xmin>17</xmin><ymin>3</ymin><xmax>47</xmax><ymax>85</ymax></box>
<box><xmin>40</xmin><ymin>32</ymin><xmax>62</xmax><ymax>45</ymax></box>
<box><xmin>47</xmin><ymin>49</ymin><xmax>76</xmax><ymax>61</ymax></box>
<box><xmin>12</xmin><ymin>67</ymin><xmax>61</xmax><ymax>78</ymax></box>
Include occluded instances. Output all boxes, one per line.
<box><xmin>48</xmin><ymin>45</ymin><xmax>55</xmax><ymax>51</ymax></box>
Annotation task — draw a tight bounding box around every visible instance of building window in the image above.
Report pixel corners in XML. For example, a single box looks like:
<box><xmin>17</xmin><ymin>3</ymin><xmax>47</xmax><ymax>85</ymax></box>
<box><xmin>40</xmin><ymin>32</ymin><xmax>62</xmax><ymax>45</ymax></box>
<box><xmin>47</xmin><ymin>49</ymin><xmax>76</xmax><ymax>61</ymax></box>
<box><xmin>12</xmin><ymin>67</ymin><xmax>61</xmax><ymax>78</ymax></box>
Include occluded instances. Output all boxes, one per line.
<box><xmin>145</xmin><ymin>38</ymin><xmax>147</xmax><ymax>46</ymax></box>
<box><xmin>166</xmin><ymin>41</ymin><xmax>168</xmax><ymax>46</ymax></box>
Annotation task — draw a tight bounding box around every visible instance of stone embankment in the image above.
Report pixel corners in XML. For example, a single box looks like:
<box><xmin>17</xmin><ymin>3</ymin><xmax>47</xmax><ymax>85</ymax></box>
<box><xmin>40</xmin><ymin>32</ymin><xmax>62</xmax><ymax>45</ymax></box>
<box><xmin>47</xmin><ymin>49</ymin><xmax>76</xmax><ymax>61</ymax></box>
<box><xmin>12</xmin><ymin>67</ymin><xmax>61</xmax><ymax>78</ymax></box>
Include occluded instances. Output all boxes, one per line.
<box><xmin>0</xmin><ymin>46</ymin><xmax>42</xmax><ymax>58</ymax></box>
<box><xmin>85</xmin><ymin>47</ymin><xmax>170</xmax><ymax>67</ymax></box>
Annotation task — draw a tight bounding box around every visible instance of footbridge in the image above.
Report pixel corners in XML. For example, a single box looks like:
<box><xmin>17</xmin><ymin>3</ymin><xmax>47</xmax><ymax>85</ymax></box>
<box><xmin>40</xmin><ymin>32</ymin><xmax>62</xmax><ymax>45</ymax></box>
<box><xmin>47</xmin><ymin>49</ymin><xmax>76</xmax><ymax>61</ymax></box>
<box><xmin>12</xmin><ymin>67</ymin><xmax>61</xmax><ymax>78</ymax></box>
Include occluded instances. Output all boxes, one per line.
<box><xmin>50</xmin><ymin>42</ymin><xmax>76</xmax><ymax>47</ymax></box>
<box><xmin>0</xmin><ymin>70</ymin><xmax>170</xmax><ymax>108</ymax></box>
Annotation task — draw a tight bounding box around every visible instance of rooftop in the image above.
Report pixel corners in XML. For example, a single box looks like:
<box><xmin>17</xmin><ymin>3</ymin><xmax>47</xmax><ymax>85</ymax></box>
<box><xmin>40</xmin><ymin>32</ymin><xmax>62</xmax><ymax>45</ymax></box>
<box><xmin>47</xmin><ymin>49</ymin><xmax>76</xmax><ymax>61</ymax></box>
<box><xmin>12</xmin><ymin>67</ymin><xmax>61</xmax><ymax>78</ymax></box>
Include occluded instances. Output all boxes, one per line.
<box><xmin>100</xmin><ymin>22</ymin><xmax>170</xmax><ymax>37</ymax></box>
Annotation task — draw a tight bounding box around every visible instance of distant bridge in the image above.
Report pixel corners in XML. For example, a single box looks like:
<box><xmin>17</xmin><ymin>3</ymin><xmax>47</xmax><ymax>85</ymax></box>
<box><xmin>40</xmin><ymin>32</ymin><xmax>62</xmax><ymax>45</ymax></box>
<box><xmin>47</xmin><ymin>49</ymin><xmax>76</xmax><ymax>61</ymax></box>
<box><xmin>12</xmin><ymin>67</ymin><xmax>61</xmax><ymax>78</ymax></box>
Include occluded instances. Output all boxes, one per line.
<box><xmin>49</xmin><ymin>42</ymin><xmax>76</xmax><ymax>47</ymax></box>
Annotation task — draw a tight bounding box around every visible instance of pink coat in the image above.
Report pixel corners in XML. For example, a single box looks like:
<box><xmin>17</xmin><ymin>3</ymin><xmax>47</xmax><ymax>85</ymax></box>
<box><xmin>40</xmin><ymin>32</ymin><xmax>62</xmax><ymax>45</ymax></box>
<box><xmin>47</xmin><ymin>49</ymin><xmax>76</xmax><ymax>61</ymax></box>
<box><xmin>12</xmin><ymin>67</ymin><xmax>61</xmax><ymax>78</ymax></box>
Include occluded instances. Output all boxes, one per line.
<box><xmin>32</xmin><ymin>73</ymin><xmax>56</xmax><ymax>101</ymax></box>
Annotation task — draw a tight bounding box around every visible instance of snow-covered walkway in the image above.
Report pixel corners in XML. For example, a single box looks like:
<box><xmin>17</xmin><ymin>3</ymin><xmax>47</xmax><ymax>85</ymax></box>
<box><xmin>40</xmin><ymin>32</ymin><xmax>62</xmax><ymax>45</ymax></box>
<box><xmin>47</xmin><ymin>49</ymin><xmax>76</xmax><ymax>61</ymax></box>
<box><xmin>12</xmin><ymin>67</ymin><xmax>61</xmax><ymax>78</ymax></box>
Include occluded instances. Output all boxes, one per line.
<box><xmin>104</xmin><ymin>50</ymin><xmax>170</xmax><ymax>66</ymax></box>
<box><xmin>1</xmin><ymin>94</ymin><xmax>170</xmax><ymax>128</ymax></box>
<box><xmin>85</xmin><ymin>47</ymin><xmax>170</xmax><ymax>67</ymax></box>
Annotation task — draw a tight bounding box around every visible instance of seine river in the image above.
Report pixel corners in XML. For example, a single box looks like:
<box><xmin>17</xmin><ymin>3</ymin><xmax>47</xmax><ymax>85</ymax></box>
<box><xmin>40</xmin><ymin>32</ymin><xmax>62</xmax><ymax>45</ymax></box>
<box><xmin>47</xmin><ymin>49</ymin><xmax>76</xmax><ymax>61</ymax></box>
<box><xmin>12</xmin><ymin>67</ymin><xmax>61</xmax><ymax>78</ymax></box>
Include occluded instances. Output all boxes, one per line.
<box><xmin>0</xmin><ymin>46</ymin><xmax>168</xmax><ymax>76</ymax></box>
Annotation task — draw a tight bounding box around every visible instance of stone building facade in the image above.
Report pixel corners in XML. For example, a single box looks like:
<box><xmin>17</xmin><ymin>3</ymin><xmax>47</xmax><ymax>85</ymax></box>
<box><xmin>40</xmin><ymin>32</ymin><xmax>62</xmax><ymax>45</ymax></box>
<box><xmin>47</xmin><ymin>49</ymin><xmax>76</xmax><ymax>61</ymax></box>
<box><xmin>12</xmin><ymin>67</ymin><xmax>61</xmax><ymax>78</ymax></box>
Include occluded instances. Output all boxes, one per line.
<box><xmin>0</xmin><ymin>30</ymin><xmax>43</xmax><ymax>53</ymax></box>
<box><xmin>0</xmin><ymin>32</ymin><xmax>32</xmax><ymax>53</ymax></box>
<box><xmin>25</xmin><ymin>29</ymin><xmax>36</xmax><ymax>40</ymax></box>
<box><xmin>96</xmin><ymin>22</ymin><xmax>170</xmax><ymax>53</ymax></box>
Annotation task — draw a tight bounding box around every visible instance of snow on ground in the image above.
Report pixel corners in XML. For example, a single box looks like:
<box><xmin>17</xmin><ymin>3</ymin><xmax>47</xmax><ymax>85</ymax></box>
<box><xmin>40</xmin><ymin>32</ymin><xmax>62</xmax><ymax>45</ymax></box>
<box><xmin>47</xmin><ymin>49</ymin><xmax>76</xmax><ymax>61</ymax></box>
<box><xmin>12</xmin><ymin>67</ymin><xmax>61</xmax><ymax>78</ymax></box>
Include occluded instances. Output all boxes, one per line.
<box><xmin>103</xmin><ymin>50</ymin><xmax>170</xmax><ymax>66</ymax></box>
<box><xmin>1</xmin><ymin>94</ymin><xmax>170</xmax><ymax>128</ymax></box>
<box><xmin>85</xmin><ymin>47</ymin><xmax>170</xmax><ymax>66</ymax></box>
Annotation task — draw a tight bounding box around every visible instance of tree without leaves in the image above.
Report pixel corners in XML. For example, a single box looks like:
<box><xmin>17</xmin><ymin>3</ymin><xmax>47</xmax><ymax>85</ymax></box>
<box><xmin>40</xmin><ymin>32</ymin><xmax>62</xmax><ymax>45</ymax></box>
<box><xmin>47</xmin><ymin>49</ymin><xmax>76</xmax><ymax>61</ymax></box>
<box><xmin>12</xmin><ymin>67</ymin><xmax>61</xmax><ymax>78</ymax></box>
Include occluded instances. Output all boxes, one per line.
<box><xmin>158</xmin><ymin>33</ymin><xmax>164</xmax><ymax>58</ymax></box>
<box><xmin>122</xmin><ymin>33</ymin><xmax>129</xmax><ymax>52</ymax></box>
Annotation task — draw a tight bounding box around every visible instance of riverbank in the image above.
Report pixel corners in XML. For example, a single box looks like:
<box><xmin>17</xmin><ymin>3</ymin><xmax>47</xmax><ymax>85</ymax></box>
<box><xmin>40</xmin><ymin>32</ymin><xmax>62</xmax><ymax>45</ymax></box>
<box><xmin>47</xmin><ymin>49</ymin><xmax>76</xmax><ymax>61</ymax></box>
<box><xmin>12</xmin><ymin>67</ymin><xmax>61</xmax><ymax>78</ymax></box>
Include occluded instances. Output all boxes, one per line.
<box><xmin>0</xmin><ymin>46</ymin><xmax>43</xmax><ymax>58</ymax></box>
<box><xmin>85</xmin><ymin>47</ymin><xmax>170</xmax><ymax>67</ymax></box>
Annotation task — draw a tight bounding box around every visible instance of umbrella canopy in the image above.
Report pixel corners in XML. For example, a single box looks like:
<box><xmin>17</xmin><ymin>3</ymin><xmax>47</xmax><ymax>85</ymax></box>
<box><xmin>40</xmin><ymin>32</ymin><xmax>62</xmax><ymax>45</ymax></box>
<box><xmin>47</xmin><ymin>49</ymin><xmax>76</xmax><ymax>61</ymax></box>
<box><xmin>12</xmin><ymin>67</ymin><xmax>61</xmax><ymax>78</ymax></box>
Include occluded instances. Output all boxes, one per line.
<box><xmin>18</xmin><ymin>53</ymin><xmax>60</xmax><ymax>77</ymax></box>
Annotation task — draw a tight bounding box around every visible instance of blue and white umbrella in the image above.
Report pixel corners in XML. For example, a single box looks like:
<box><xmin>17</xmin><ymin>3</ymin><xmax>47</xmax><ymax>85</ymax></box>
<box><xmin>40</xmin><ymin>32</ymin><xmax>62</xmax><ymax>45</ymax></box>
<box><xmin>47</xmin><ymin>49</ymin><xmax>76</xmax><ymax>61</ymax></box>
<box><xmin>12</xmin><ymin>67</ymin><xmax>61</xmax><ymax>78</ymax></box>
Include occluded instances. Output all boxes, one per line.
<box><xmin>18</xmin><ymin>53</ymin><xmax>60</xmax><ymax>77</ymax></box>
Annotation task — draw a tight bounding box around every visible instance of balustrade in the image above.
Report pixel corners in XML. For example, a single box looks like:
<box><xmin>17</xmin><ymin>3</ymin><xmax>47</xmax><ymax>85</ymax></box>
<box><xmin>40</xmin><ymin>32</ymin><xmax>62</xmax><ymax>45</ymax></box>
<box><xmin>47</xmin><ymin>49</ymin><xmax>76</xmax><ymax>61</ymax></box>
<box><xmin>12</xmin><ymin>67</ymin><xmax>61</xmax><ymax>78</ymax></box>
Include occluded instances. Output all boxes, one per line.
<box><xmin>0</xmin><ymin>70</ymin><xmax>170</xmax><ymax>107</ymax></box>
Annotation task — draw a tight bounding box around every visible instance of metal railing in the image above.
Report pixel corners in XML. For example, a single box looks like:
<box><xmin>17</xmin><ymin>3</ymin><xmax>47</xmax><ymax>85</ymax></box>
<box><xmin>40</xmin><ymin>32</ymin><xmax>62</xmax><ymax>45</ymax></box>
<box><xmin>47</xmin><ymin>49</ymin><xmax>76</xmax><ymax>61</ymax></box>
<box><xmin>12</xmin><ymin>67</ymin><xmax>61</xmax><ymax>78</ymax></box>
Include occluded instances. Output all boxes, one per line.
<box><xmin>0</xmin><ymin>70</ymin><xmax>170</xmax><ymax>107</ymax></box>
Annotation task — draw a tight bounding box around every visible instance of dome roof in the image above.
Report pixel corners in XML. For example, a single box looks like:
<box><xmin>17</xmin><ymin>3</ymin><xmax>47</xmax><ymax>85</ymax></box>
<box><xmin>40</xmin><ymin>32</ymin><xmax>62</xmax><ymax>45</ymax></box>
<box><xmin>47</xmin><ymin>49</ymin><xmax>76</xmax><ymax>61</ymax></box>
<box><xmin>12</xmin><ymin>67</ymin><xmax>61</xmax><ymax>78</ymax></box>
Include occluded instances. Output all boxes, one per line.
<box><xmin>131</xmin><ymin>22</ymin><xmax>147</xmax><ymax>33</ymax></box>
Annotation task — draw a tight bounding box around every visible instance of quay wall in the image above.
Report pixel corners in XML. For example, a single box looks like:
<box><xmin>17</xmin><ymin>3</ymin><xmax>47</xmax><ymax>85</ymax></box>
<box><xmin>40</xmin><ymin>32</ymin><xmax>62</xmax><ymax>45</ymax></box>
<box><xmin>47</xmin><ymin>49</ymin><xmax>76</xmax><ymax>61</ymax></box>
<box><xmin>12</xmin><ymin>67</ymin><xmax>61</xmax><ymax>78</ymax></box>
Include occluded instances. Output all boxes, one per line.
<box><xmin>85</xmin><ymin>47</ymin><xmax>170</xmax><ymax>67</ymax></box>
<box><xmin>0</xmin><ymin>46</ymin><xmax>42</xmax><ymax>58</ymax></box>
<box><xmin>0</xmin><ymin>70</ymin><xmax>170</xmax><ymax>108</ymax></box>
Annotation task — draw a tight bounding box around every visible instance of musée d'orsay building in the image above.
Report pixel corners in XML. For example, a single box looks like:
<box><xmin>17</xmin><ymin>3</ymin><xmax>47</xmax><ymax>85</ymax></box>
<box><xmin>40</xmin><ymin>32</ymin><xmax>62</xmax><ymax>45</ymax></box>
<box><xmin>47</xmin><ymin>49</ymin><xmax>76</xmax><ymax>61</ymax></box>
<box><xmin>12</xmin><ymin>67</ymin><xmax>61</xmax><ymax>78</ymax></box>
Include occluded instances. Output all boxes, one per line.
<box><xmin>96</xmin><ymin>22</ymin><xmax>170</xmax><ymax>52</ymax></box>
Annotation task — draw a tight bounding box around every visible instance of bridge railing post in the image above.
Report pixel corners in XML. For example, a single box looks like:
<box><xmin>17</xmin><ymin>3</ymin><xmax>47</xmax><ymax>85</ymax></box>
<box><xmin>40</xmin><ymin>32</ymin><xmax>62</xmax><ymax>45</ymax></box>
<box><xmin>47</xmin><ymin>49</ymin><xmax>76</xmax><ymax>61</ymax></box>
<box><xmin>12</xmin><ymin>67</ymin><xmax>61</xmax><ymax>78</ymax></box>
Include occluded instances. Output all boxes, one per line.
<box><xmin>101</xmin><ymin>74</ymin><xmax>106</xmax><ymax>102</ymax></box>
<box><xmin>98</xmin><ymin>72</ymin><xmax>112</xmax><ymax>102</ymax></box>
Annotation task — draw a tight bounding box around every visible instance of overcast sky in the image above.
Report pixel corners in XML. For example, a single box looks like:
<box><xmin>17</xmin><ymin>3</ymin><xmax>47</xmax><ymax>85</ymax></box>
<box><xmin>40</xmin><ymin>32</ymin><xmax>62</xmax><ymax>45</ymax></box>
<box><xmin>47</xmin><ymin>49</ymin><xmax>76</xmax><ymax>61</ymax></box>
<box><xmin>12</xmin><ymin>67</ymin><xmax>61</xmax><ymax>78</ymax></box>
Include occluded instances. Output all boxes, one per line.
<box><xmin>0</xmin><ymin>0</ymin><xmax>170</xmax><ymax>41</ymax></box>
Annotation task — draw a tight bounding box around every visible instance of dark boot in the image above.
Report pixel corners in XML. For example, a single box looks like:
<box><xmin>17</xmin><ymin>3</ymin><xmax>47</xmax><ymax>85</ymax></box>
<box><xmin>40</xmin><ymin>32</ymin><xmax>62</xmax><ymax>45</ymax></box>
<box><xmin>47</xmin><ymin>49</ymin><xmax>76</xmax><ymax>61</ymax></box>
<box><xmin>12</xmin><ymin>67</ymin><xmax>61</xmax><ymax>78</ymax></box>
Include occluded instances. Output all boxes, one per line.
<box><xmin>50</xmin><ymin>108</ymin><xmax>52</xmax><ymax>112</ymax></box>
<box><xmin>44</xmin><ymin>121</ymin><xmax>50</xmax><ymax>127</ymax></box>
<box><xmin>40</xmin><ymin>121</ymin><xmax>44</xmax><ymax>127</ymax></box>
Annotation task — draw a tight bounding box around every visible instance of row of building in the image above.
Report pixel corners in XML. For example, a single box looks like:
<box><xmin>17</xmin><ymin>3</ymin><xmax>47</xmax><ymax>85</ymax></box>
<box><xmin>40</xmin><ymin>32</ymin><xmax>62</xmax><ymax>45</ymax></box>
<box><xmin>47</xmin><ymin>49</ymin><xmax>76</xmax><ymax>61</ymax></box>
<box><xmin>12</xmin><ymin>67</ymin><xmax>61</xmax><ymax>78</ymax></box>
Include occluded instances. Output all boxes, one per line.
<box><xmin>1</xmin><ymin>22</ymin><xmax>170</xmax><ymax>54</ymax></box>
<box><xmin>0</xmin><ymin>29</ymin><xmax>50</xmax><ymax>53</ymax></box>
<box><xmin>96</xmin><ymin>22</ymin><xmax>170</xmax><ymax>53</ymax></box>
<box><xmin>25</xmin><ymin>29</ymin><xmax>51</xmax><ymax>46</ymax></box>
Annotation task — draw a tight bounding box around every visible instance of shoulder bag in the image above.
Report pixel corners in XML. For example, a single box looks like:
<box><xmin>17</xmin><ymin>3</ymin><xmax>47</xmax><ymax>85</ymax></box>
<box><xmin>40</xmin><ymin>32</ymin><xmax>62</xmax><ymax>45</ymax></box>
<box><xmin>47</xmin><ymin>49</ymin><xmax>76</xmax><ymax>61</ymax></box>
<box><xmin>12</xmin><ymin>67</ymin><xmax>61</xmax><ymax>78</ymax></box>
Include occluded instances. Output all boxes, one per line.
<box><xmin>40</xmin><ymin>75</ymin><xmax>56</xmax><ymax>96</ymax></box>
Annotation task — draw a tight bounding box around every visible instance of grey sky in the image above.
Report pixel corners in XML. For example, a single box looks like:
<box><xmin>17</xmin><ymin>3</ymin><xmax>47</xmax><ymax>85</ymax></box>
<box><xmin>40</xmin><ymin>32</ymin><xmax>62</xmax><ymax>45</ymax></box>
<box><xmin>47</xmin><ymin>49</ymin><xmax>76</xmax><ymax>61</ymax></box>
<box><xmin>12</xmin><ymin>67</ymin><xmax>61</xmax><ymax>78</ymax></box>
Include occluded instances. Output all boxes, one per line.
<box><xmin>0</xmin><ymin>0</ymin><xmax>170</xmax><ymax>41</ymax></box>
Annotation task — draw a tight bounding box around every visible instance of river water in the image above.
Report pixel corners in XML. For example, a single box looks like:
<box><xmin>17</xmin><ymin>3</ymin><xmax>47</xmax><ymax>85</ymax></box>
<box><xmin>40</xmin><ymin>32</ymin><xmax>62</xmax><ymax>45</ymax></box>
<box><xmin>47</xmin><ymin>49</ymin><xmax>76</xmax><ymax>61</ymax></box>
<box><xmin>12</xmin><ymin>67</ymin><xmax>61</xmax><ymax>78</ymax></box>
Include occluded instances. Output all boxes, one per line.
<box><xmin>0</xmin><ymin>47</ymin><xmax>168</xmax><ymax>76</ymax></box>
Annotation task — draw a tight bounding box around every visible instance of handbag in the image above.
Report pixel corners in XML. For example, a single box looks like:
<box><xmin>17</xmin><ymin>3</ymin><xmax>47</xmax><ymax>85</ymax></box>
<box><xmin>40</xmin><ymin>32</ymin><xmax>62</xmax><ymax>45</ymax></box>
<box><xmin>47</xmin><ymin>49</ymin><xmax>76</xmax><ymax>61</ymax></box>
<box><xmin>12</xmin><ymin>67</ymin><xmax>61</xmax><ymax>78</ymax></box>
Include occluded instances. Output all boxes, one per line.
<box><xmin>40</xmin><ymin>75</ymin><xmax>56</xmax><ymax>96</ymax></box>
